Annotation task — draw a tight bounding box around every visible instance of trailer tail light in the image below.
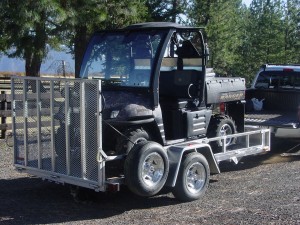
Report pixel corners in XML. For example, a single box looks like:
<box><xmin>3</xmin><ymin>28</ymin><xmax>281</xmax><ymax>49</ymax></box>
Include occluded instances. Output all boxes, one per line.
<box><xmin>283</xmin><ymin>68</ymin><xmax>294</xmax><ymax>72</ymax></box>
<box><xmin>107</xmin><ymin>182</ymin><xmax>120</xmax><ymax>192</ymax></box>
<box><xmin>219</xmin><ymin>102</ymin><xmax>226</xmax><ymax>114</ymax></box>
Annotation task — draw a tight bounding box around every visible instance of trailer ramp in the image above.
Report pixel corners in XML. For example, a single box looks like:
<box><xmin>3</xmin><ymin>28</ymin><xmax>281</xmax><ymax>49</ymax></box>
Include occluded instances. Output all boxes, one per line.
<box><xmin>11</xmin><ymin>76</ymin><xmax>104</xmax><ymax>191</ymax></box>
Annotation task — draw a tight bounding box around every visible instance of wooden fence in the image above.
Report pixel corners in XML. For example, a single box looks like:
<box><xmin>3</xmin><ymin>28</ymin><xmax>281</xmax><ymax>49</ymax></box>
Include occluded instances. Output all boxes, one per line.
<box><xmin>0</xmin><ymin>76</ymin><xmax>12</xmax><ymax>138</ymax></box>
<box><xmin>0</xmin><ymin>92</ymin><xmax>11</xmax><ymax>139</ymax></box>
<box><xmin>0</xmin><ymin>75</ymin><xmax>74</xmax><ymax>139</ymax></box>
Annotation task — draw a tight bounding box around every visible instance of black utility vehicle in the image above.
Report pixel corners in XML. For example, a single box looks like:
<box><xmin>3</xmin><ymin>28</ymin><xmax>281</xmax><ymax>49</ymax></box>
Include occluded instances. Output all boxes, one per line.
<box><xmin>80</xmin><ymin>22</ymin><xmax>245</xmax><ymax>154</ymax></box>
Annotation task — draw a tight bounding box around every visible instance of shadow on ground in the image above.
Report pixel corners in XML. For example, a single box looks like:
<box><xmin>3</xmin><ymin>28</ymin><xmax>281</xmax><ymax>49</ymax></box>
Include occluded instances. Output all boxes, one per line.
<box><xmin>218</xmin><ymin>139</ymin><xmax>300</xmax><ymax>173</ymax></box>
<box><xmin>0</xmin><ymin>176</ymin><xmax>178</xmax><ymax>225</ymax></box>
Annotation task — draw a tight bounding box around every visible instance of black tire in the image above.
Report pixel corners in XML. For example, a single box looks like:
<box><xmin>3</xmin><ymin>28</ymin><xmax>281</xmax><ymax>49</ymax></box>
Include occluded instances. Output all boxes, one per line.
<box><xmin>172</xmin><ymin>152</ymin><xmax>210</xmax><ymax>202</ymax></box>
<box><xmin>124</xmin><ymin>141</ymin><xmax>169</xmax><ymax>197</ymax></box>
<box><xmin>116</xmin><ymin>128</ymin><xmax>150</xmax><ymax>154</ymax></box>
<box><xmin>55</xmin><ymin>127</ymin><xmax>66</xmax><ymax>159</ymax></box>
<box><xmin>207</xmin><ymin>115</ymin><xmax>237</xmax><ymax>150</ymax></box>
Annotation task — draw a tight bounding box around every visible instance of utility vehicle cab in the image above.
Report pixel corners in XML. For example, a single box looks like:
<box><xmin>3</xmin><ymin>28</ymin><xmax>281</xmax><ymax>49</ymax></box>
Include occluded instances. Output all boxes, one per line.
<box><xmin>79</xmin><ymin>22</ymin><xmax>243</xmax><ymax>154</ymax></box>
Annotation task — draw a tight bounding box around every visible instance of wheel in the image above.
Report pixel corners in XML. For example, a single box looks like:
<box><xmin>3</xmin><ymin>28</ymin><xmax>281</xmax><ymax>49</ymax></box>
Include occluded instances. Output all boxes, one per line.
<box><xmin>124</xmin><ymin>141</ymin><xmax>169</xmax><ymax>197</ymax></box>
<box><xmin>207</xmin><ymin>115</ymin><xmax>237</xmax><ymax>150</ymax></box>
<box><xmin>116</xmin><ymin>128</ymin><xmax>150</xmax><ymax>154</ymax></box>
<box><xmin>55</xmin><ymin>127</ymin><xmax>66</xmax><ymax>159</ymax></box>
<box><xmin>172</xmin><ymin>152</ymin><xmax>210</xmax><ymax>202</ymax></box>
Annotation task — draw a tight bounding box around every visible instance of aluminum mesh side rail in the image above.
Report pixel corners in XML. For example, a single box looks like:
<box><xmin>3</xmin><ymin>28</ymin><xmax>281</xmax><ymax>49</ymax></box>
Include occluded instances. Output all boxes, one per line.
<box><xmin>164</xmin><ymin>128</ymin><xmax>270</xmax><ymax>187</ymax></box>
<box><xmin>167</xmin><ymin>128</ymin><xmax>271</xmax><ymax>165</ymax></box>
<box><xmin>11</xmin><ymin>76</ymin><xmax>105</xmax><ymax>191</ymax></box>
<box><xmin>209</xmin><ymin>128</ymin><xmax>271</xmax><ymax>163</ymax></box>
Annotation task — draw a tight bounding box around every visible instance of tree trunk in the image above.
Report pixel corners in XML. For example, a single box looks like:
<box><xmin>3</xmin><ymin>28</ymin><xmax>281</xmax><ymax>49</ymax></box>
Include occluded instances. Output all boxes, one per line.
<box><xmin>24</xmin><ymin>12</ymin><xmax>47</xmax><ymax>77</ymax></box>
<box><xmin>25</xmin><ymin>51</ymin><xmax>42</xmax><ymax>77</ymax></box>
<box><xmin>74</xmin><ymin>26</ymin><xmax>89</xmax><ymax>78</ymax></box>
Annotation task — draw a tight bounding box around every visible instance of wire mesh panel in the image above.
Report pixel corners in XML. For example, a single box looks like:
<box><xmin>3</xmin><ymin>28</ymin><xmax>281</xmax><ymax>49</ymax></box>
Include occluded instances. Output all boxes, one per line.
<box><xmin>12</xmin><ymin>77</ymin><xmax>103</xmax><ymax>190</ymax></box>
<box><xmin>83</xmin><ymin>82</ymin><xmax>99</xmax><ymax>182</ymax></box>
<box><xmin>12</xmin><ymin>78</ymin><xmax>25</xmax><ymax>165</ymax></box>
<box><xmin>40</xmin><ymin>80</ymin><xmax>52</xmax><ymax>171</ymax></box>
<box><xmin>26</xmin><ymin>80</ymin><xmax>39</xmax><ymax>168</ymax></box>
<box><xmin>54</xmin><ymin>79</ymin><xmax>67</xmax><ymax>174</ymax></box>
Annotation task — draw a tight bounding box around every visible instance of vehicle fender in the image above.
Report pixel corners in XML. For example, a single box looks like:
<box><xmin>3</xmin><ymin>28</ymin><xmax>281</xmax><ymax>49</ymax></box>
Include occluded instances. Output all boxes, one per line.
<box><xmin>165</xmin><ymin>143</ymin><xmax>220</xmax><ymax>187</ymax></box>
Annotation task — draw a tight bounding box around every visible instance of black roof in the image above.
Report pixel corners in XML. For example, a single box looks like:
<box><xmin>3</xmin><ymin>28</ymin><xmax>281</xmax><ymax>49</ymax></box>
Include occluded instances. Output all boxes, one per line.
<box><xmin>125</xmin><ymin>22</ymin><xmax>200</xmax><ymax>30</ymax></box>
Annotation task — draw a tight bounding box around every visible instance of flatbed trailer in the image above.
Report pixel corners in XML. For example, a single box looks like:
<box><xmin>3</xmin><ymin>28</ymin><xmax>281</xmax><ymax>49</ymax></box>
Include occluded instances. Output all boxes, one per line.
<box><xmin>11</xmin><ymin>76</ymin><xmax>270</xmax><ymax>201</ymax></box>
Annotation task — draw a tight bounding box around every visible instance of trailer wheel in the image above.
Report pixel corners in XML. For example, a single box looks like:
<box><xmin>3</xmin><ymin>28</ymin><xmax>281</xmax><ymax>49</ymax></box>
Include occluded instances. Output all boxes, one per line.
<box><xmin>207</xmin><ymin>115</ymin><xmax>237</xmax><ymax>150</ymax></box>
<box><xmin>116</xmin><ymin>128</ymin><xmax>150</xmax><ymax>154</ymax></box>
<box><xmin>124</xmin><ymin>141</ymin><xmax>169</xmax><ymax>197</ymax></box>
<box><xmin>172</xmin><ymin>152</ymin><xmax>210</xmax><ymax>202</ymax></box>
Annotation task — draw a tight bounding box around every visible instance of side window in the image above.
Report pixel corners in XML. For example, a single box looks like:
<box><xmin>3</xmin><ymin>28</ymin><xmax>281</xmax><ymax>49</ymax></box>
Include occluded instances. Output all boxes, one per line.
<box><xmin>255</xmin><ymin>71</ymin><xmax>300</xmax><ymax>89</ymax></box>
<box><xmin>255</xmin><ymin>73</ymin><xmax>272</xmax><ymax>88</ymax></box>
<box><xmin>161</xmin><ymin>32</ymin><xmax>203</xmax><ymax>72</ymax></box>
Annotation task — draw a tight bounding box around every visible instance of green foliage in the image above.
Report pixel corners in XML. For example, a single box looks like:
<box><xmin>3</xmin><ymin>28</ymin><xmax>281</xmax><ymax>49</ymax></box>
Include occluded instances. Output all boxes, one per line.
<box><xmin>146</xmin><ymin>0</ymin><xmax>187</xmax><ymax>22</ymax></box>
<box><xmin>283</xmin><ymin>0</ymin><xmax>300</xmax><ymax>63</ymax></box>
<box><xmin>0</xmin><ymin>0</ymin><xmax>66</xmax><ymax>76</ymax></box>
<box><xmin>206</xmin><ymin>0</ymin><xmax>244</xmax><ymax>76</ymax></box>
<box><xmin>188</xmin><ymin>0</ymin><xmax>300</xmax><ymax>85</ymax></box>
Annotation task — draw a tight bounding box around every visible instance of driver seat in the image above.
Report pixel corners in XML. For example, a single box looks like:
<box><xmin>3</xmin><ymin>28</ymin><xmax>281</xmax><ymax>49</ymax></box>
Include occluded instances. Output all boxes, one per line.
<box><xmin>159</xmin><ymin>69</ymin><xmax>200</xmax><ymax>109</ymax></box>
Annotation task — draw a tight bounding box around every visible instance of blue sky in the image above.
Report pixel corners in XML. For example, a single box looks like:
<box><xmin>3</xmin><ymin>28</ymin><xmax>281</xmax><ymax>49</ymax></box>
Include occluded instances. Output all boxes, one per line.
<box><xmin>243</xmin><ymin>0</ymin><xmax>252</xmax><ymax>6</ymax></box>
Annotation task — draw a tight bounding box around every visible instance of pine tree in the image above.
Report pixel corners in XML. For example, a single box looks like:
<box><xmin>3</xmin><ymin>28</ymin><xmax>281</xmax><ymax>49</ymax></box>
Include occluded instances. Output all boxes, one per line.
<box><xmin>283</xmin><ymin>0</ymin><xmax>300</xmax><ymax>63</ymax></box>
<box><xmin>146</xmin><ymin>0</ymin><xmax>187</xmax><ymax>22</ymax></box>
<box><xmin>0</xmin><ymin>0</ymin><xmax>66</xmax><ymax>76</ymax></box>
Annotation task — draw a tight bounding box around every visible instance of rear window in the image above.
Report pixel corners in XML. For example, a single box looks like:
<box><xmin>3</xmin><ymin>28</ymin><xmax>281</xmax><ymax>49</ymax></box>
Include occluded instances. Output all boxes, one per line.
<box><xmin>255</xmin><ymin>71</ymin><xmax>300</xmax><ymax>89</ymax></box>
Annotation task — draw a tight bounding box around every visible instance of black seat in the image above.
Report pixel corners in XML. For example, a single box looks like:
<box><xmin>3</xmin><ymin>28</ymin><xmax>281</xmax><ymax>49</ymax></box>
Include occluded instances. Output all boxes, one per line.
<box><xmin>176</xmin><ymin>40</ymin><xmax>201</xmax><ymax>59</ymax></box>
<box><xmin>159</xmin><ymin>40</ymin><xmax>202</xmax><ymax>109</ymax></box>
<box><xmin>159</xmin><ymin>70</ymin><xmax>200</xmax><ymax>109</ymax></box>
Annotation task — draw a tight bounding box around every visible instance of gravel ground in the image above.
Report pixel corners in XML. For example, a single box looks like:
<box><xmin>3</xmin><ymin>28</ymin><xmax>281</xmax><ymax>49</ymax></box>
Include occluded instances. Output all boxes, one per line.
<box><xmin>0</xmin><ymin>138</ymin><xmax>299</xmax><ymax>225</ymax></box>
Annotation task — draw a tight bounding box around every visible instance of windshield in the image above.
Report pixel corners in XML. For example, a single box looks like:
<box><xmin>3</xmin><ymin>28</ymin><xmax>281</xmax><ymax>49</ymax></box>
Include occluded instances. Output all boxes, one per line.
<box><xmin>80</xmin><ymin>30</ymin><xmax>167</xmax><ymax>88</ymax></box>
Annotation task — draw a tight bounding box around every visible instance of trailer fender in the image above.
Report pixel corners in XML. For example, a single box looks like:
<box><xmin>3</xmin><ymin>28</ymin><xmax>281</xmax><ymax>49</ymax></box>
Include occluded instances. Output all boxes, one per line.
<box><xmin>165</xmin><ymin>143</ymin><xmax>220</xmax><ymax>187</ymax></box>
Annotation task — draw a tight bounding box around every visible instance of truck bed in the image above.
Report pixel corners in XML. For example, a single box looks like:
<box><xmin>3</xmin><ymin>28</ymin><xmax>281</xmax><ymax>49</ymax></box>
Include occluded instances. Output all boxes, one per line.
<box><xmin>246</xmin><ymin>88</ymin><xmax>300</xmax><ymax>128</ymax></box>
<box><xmin>245</xmin><ymin>110</ymin><xmax>298</xmax><ymax>128</ymax></box>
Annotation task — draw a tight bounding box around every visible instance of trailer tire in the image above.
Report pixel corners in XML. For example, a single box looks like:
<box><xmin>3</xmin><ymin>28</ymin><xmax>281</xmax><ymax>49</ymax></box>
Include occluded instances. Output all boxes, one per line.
<box><xmin>172</xmin><ymin>152</ymin><xmax>210</xmax><ymax>202</ymax></box>
<box><xmin>207</xmin><ymin>115</ymin><xmax>237</xmax><ymax>151</ymax></box>
<box><xmin>116</xmin><ymin>128</ymin><xmax>150</xmax><ymax>154</ymax></box>
<box><xmin>124</xmin><ymin>141</ymin><xmax>169</xmax><ymax>197</ymax></box>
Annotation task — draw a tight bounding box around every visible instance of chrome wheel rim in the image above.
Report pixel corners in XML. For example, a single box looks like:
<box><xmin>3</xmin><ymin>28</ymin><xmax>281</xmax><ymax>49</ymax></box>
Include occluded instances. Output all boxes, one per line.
<box><xmin>220</xmin><ymin>124</ymin><xmax>233</xmax><ymax>146</ymax></box>
<box><xmin>186</xmin><ymin>162</ymin><xmax>206</xmax><ymax>194</ymax></box>
<box><xmin>142</xmin><ymin>152</ymin><xmax>164</xmax><ymax>187</ymax></box>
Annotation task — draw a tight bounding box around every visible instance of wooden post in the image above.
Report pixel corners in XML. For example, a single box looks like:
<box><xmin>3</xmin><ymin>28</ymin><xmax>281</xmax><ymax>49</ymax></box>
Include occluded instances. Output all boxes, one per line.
<box><xmin>0</xmin><ymin>91</ymin><xmax>7</xmax><ymax>138</ymax></box>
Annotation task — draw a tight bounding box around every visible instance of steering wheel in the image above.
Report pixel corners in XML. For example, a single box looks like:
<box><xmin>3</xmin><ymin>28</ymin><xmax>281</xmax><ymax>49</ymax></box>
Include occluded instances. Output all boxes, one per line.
<box><xmin>187</xmin><ymin>83</ymin><xmax>198</xmax><ymax>98</ymax></box>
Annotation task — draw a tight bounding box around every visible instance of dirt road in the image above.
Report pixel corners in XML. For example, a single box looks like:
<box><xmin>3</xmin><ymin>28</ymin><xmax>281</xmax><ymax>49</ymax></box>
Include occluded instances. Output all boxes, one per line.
<box><xmin>0</xmin><ymin>139</ymin><xmax>299</xmax><ymax>225</ymax></box>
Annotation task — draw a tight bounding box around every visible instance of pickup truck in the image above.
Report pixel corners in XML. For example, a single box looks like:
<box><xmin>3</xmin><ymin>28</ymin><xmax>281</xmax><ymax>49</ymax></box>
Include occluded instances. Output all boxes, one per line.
<box><xmin>245</xmin><ymin>64</ymin><xmax>300</xmax><ymax>138</ymax></box>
